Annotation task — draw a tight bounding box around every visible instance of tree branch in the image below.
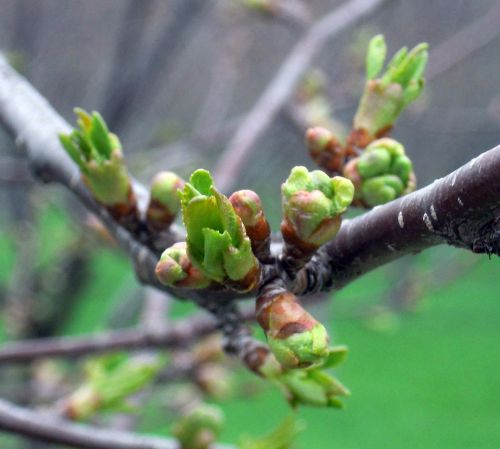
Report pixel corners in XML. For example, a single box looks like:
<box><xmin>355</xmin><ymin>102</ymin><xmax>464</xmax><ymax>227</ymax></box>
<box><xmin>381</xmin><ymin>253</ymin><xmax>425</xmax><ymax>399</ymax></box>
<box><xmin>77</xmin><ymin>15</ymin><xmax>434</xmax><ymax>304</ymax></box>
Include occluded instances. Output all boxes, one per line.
<box><xmin>0</xmin><ymin>314</ymin><xmax>217</xmax><ymax>364</ymax></box>
<box><xmin>295</xmin><ymin>146</ymin><xmax>500</xmax><ymax>295</ymax></box>
<box><xmin>0</xmin><ymin>306</ymin><xmax>256</xmax><ymax>364</ymax></box>
<box><xmin>0</xmin><ymin>398</ymin><xmax>234</xmax><ymax>449</ymax></box>
<box><xmin>213</xmin><ymin>0</ymin><xmax>387</xmax><ymax>192</ymax></box>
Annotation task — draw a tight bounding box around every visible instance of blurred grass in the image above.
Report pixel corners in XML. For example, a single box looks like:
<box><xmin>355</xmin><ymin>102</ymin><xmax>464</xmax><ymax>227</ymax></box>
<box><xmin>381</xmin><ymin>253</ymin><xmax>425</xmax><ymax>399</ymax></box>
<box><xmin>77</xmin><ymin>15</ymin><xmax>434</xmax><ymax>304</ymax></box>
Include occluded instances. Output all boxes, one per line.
<box><xmin>0</xmin><ymin>205</ymin><xmax>499</xmax><ymax>448</ymax></box>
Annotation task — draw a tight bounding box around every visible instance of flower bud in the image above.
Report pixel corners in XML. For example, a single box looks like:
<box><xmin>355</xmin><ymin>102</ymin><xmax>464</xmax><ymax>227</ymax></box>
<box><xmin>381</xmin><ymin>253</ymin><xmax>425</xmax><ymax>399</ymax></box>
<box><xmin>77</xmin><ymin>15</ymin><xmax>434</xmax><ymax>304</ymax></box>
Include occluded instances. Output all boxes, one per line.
<box><xmin>305</xmin><ymin>127</ymin><xmax>346</xmax><ymax>173</ymax></box>
<box><xmin>281</xmin><ymin>166</ymin><xmax>354</xmax><ymax>248</ymax></box>
<box><xmin>256</xmin><ymin>289</ymin><xmax>329</xmax><ymax>369</ymax></box>
<box><xmin>59</xmin><ymin>109</ymin><xmax>132</xmax><ymax>206</ymax></box>
<box><xmin>280</xmin><ymin>366</ymin><xmax>350</xmax><ymax>408</ymax></box>
<box><xmin>352</xmin><ymin>37</ymin><xmax>428</xmax><ymax>143</ymax></box>
<box><xmin>229</xmin><ymin>190</ymin><xmax>271</xmax><ymax>261</ymax></box>
<box><xmin>155</xmin><ymin>242</ymin><xmax>211</xmax><ymax>289</ymax></box>
<box><xmin>172</xmin><ymin>404</ymin><xmax>224</xmax><ymax>449</ymax></box>
<box><xmin>361</xmin><ymin>175</ymin><xmax>404</xmax><ymax>206</ymax></box>
<box><xmin>179</xmin><ymin>169</ymin><xmax>260</xmax><ymax>291</ymax></box>
<box><xmin>146</xmin><ymin>171</ymin><xmax>184</xmax><ymax>231</ymax></box>
<box><xmin>344</xmin><ymin>138</ymin><xmax>415</xmax><ymax>207</ymax></box>
<box><xmin>62</xmin><ymin>354</ymin><xmax>162</xmax><ymax>420</ymax></box>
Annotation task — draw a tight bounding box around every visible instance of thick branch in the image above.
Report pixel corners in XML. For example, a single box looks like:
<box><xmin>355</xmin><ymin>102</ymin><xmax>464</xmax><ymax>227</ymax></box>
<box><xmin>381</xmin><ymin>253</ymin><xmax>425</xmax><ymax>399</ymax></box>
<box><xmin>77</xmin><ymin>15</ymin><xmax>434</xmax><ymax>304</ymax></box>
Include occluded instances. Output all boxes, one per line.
<box><xmin>0</xmin><ymin>54</ymin><xmax>242</xmax><ymax>304</ymax></box>
<box><xmin>214</xmin><ymin>0</ymin><xmax>387</xmax><ymax>192</ymax></box>
<box><xmin>0</xmin><ymin>398</ymin><xmax>233</xmax><ymax>449</ymax></box>
<box><xmin>295</xmin><ymin>146</ymin><xmax>500</xmax><ymax>294</ymax></box>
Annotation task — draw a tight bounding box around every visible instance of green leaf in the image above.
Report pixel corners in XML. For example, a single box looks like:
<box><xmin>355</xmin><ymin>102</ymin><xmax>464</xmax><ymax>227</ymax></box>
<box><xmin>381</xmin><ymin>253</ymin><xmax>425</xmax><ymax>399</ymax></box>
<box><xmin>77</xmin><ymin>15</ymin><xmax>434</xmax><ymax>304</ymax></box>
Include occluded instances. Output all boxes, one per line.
<box><xmin>183</xmin><ymin>196</ymin><xmax>222</xmax><ymax>256</ymax></box>
<box><xmin>213</xmin><ymin>187</ymin><xmax>242</xmax><ymax>246</ymax></box>
<box><xmin>366</xmin><ymin>34</ymin><xmax>387</xmax><ymax>80</ymax></box>
<box><xmin>190</xmin><ymin>169</ymin><xmax>213</xmax><ymax>195</ymax></box>
<box><xmin>223</xmin><ymin>237</ymin><xmax>256</xmax><ymax>281</ymax></box>
<box><xmin>59</xmin><ymin>134</ymin><xmax>85</xmax><ymax>169</ymax></box>
<box><xmin>323</xmin><ymin>345</ymin><xmax>348</xmax><ymax>368</ymax></box>
<box><xmin>90</xmin><ymin>112</ymin><xmax>113</xmax><ymax>159</ymax></box>
<box><xmin>202</xmin><ymin>228</ymin><xmax>231</xmax><ymax>281</ymax></box>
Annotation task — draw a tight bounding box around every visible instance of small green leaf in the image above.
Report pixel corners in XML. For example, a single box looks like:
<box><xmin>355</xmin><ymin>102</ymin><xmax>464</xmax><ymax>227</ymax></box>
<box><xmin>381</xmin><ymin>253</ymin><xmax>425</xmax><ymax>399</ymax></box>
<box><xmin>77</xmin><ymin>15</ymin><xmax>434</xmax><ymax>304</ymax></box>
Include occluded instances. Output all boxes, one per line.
<box><xmin>59</xmin><ymin>134</ymin><xmax>85</xmax><ymax>169</ymax></box>
<box><xmin>90</xmin><ymin>112</ymin><xmax>113</xmax><ymax>159</ymax></box>
<box><xmin>323</xmin><ymin>345</ymin><xmax>348</xmax><ymax>368</ymax></box>
<box><xmin>366</xmin><ymin>34</ymin><xmax>387</xmax><ymax>80</ymax></box>
<box><xmin>190</xmin><ymin>169</ymin><xmax>213</xmax><ymax>195</ymax></box>
<box><xmin>201</xmin><ymin>228</ymin><xmax>231</xmax><ymax>281</ymax></box>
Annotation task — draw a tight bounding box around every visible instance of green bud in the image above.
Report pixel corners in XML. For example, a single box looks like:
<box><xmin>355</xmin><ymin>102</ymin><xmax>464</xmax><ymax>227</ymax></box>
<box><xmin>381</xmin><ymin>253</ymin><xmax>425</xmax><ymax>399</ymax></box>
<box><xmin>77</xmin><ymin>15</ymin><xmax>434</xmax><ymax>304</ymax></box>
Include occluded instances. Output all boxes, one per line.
<box><xmin>366</xmin><ymin>34</ymin><xmax>387</xmax><ymax>80</ymax></box>
<box><xmin>261</xmin><ymin>344</ymin><xmax>350</xmax><ymax>409</ymax></box>
<box><xmin>362</xmin><ymin>175</ymin><xmax>404</xmax><ymax>206</ymax></box>
<box><xmin>282</xmin><ymin>167</ymin><xmax>354</xmax><ymax>247</ymax></box>
<box><xmin>345</xmin><ymin>138</ymin><xmax>414</xmax><ymax>207</ymax></box>
<box><xmin>65</xmin><ymin>354</ymin><xmax>163</xmax><ymax>420</ymax></box>
<box><xmin>147</xmin><ymin>171</ymin><xmax>184</xmax><ymax>231</ymax></box>
<box><xmin>172</xmin><ymin>404</ymin><xmax>224</xmax><ymax>449</ymax></box>
<box><xmin>280</xmin><ymin>366</ymin><xmax>350</xmax><ymax>408</ymax></box>
<box><xmin>229</xmin><ymin>190</ymin><xmax>264</xmax><ymax>228</ymax></box>
<box><xmin>390</xmin><ymin>154</ymin><xmax>412</xmax><ymax>184</ymax></box>
<box><xmin>155</xmin><ymin>242</ymin><xmax>211</xmax><ymax>289</ymax></box>
<box><xmin>59</xmin><ymin>109</ymin><xmax>131</xmax><ymax>205</ymax></box>
<box><xmin>269</xmin><ymin>322</ymin><xmax>329</xmax><ymax>369</ymax></box>
<box><xmin>305</xmin><ymin>126</ymin><xmax>333</xmax><ymax>156</ymax></box>
<box><xmin>357</xmin><ymin>147</ymin><xmax>391</xmax><ymax>178</ymax></box>
<box><xmin>354</xmin><ymin>37</ymin><xmax>428</xmax><ymax>137</ymax></box>
<box><xmin>179</xmin><ymin>169</ymin><xmax>259</xmax><ymax>289</ymax></box>
<box><xmin>150</xmin><ymin>171</ymin><xmax>184</xmax><ymax>215</ymax></box>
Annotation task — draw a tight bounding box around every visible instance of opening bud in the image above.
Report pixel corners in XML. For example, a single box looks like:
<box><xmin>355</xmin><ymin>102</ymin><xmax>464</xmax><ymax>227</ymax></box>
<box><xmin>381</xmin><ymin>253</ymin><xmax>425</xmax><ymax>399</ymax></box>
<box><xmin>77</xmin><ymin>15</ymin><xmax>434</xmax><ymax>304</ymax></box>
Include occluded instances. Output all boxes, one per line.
<box><xmin>172</xmin><ymin>404</ymin><xmax>224</xmax><ymax>449</ymax></box>
<box><xmin>179</xmin><ymin>169</ymin><xmax>260</xmax><ymax>291</ymax></box>
<box><xmin>147</xmin><ymin>171</ymin><xmax>184</xmax><ymax>231</ymax></box>
<box><xmin>155</xmin><ymin>242</ymin><xmax>211</xmax><ymax>289</ymax></box>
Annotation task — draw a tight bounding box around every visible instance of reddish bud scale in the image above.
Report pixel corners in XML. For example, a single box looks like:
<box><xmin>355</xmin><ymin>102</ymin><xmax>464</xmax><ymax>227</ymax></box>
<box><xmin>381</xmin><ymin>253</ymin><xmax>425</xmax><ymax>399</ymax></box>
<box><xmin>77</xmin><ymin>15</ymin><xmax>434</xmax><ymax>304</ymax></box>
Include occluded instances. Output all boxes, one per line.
<box><xmin>99</xmin><ymin>185</ymin><xmax>141</xmax><ymax>233</ymax></box>
<box><xmin>306</xmin><ymin>128</ymin><xmax>346</xmax><ymax>174</ymax></box>
<box><xmin>244</xmin><ymin>345</ymin><xmax>274</xmax><ymax>375</ymax></box>
<box><xmin>280</xmin><ymin>219</ymin><xmax>324</xmax><ymax>275</ymax></box>
<box><xmin>225</xmin><ymin>263</ymin><xmax>261</xmax><ymax>292</ymax></box>
<box><xmin>229</xmin><ymin>190</ymin><xmax>271</xmax><ymax>261</ymax></box>
<box><xmin>342</xmin><ymin>159</ymin><xmax>366</xmax><ymax>208</ymax></box>
<box><xmin>345</xmin><ymin>124</ymin><xmax>392</xmax><ymax>154</ymax></box>
<box><xmin>256</xmin><ymin>290</ymin><xmax>315</xmax><ymax>337</ymax></box>
<box><xmin>146</xmin><ymin>198</ymin><xmax>176</xmax><ymax>232</ymax></box>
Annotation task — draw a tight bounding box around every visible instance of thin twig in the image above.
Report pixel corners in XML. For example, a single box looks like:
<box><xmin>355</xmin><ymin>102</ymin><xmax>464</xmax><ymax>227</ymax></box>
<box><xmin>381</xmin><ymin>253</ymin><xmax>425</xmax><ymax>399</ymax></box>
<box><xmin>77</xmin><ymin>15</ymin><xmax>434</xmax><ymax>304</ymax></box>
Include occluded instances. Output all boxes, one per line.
<box><xmin>0</xmin><ymin>398</ymin><xmax>234</xmax><ymax>449</ymax></box>
<box><xmin>426</xmin><ymin>1</ymin><xmax>500</xmax><ymax>79</ymax></box>
<box><xmin>0</xmin><ymin>307</ymin><xmax>256</xmax><ymax>364</ymax></box>
<box><xmin>214</xmin><ymin>0</ymin><xmax>387</xmax><ymax>192</ymax></box>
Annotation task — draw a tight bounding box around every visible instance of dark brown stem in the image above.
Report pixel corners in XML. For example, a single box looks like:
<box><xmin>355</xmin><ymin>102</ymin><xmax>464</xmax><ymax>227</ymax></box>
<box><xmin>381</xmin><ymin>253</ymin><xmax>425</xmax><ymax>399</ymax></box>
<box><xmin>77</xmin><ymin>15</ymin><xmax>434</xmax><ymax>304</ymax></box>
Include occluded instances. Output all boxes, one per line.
<box><xmin>294</xmin><ymin>146</ymin><xmax>500</xmax><ymax>295</ymax></box>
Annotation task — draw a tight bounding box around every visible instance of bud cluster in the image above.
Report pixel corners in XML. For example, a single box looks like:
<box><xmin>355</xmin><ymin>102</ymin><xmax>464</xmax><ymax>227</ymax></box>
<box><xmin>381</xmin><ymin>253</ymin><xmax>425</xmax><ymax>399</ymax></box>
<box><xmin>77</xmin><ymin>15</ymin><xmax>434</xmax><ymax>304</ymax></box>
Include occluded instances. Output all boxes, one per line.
<box><xmin>156</xmin><ymin>169</ymin><xmax>260</xmax><ymax>291</ymax></box>
<box><xmin>260</xmin><ymin>345</ymin><xmax>350</xmax><ymax>408</ymax></box>
<box><xmin>59</xmin><ymin>109</ymin><xmax>138</xmax><ymax>228</ymax></box>
<box><xmin>60</xmin><ymin>354</ymin><xmax>162</xmax><ymax>420</ymax></box>
<box><xmin>281</xmin><ymin>166</ymin><xmax>354</xmax><ymax>273</ymax></box>
<box><xmin>343</xmin><ymin>137</ymin><xmax>415</xmax><ymax>207</ymax></box>
<box><xmin>349</xmin><ymin>35</ymin><xmax>428</xmax><ymax>148</ymax></box>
